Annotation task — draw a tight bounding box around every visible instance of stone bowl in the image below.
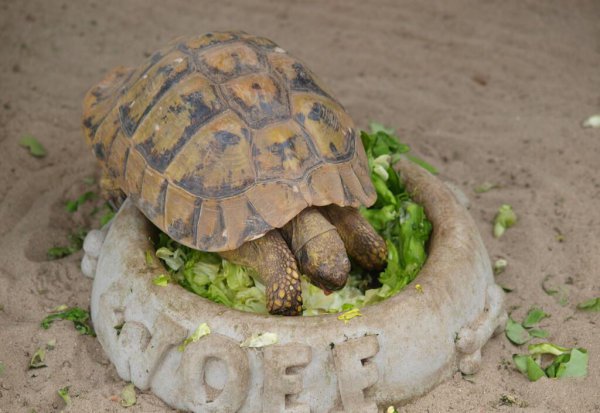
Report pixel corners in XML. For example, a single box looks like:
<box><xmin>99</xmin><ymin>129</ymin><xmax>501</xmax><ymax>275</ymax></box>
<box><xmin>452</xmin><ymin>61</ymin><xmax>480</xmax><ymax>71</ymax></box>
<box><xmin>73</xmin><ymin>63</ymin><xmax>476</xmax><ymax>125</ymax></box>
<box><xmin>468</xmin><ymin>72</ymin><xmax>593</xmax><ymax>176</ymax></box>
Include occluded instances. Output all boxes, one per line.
<box><xmin>81</xmin><ymin>158</ymin><xmax>506</xmax><ymax>413</ymax></box>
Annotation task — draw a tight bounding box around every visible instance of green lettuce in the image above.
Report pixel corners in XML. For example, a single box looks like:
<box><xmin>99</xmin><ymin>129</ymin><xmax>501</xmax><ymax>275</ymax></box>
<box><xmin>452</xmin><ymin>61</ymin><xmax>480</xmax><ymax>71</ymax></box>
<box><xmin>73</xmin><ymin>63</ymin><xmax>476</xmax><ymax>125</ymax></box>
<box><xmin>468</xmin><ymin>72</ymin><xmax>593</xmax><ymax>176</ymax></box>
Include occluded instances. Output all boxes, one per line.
<box><xmin>513</xmin><ymin>344</ymin><xmax>588</xmax><ymax>381</ymax></box>
<box><xmin>41</xmin><ymin>306</ymin><xmax>95</xmax><ymax>336</ymax></box>
<box><xmin>356</xmin><ymin>124</ymin><xmax>432</xmax><ymax>299</ymax></box>
<box><xmin>156</xmin><ymin>234</ymin><xmax>269</xmax><ymax>314</ymax></box>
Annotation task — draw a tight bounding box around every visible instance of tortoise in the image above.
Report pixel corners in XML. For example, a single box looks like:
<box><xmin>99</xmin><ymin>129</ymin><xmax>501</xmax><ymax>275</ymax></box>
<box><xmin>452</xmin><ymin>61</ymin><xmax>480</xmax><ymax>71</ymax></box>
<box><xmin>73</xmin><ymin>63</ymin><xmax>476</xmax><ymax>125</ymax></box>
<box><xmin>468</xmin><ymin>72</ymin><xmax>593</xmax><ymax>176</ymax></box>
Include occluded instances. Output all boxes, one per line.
<box><xmin>82</xmin><ymin>31</ymin><xmax>387</xmax><ymax>316</ymax></box>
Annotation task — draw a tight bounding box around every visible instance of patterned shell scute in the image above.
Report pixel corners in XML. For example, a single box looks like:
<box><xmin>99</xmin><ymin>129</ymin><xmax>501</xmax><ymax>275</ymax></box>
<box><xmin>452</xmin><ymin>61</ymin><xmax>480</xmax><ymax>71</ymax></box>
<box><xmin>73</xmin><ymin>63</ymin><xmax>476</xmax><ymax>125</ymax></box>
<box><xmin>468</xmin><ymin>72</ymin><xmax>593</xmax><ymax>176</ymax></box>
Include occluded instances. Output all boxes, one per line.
<box><xmin>83</xmin><ymin>31</ymin><xmax>375</xmax><ymax>252</ymax></box>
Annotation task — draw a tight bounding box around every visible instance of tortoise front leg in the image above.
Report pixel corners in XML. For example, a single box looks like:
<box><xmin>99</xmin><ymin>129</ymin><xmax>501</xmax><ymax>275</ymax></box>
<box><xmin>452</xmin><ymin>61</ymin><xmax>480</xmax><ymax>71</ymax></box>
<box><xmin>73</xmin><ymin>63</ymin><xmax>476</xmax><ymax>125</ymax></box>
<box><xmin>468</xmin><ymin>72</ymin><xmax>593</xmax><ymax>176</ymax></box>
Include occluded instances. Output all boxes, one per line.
<box><xmin>322</xmin><ymin>205</ymin><xmax>388</xmax><ymax>272</ymax></box>
<box><xmin>219</xmin><ymin>230</ymin><xmax>303</xmax><ymax>316</ymax></box>
<box><xmin>281</xmin><ymin>207</ymin><xmax>350</xmax><ymax>291</ymax></box>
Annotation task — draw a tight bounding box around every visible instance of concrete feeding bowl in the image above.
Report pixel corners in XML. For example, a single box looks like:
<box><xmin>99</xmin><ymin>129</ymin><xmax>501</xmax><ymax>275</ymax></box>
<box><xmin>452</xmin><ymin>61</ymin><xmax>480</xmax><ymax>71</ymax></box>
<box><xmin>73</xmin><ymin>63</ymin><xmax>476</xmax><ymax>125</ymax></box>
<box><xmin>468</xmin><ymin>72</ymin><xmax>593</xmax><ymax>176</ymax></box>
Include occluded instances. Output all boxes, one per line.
<box><xmin>81</xmin><ymin>158</ymin><xmax>506</xmax><ymax>413</ymax></box>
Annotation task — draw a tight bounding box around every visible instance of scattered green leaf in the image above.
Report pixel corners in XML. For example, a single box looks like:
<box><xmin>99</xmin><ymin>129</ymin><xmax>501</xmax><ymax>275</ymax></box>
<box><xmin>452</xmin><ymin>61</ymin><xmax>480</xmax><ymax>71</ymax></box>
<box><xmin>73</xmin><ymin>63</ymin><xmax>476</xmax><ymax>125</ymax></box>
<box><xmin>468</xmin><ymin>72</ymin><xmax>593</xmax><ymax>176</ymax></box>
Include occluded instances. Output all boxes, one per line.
<box><xmin>152</xmin><ymin>274</ymin><xmax>171</xmax><ymax>286</ymax></box>
<box><xmin>505</xmin><ymin>317</ymin><xmax>531</xmax><ymax>345</ymax></box>
<box><xmin>120</xmin><ymin>383</ymin><xmax>137</xmax><ymax>407</ymax></box>
<box><xmin>493</xmin><ymin>204</ymin><xmax>517</xmax><ymax>238</ymax></box>
<box><xmin>29</xmin><ymin>348</ymin><xmax>46</xmax><ymax>369</ymax></box>
<box><xmin>47</xmin><ymin>246</ymin><xmax>76</xmax><ymax>260</ymax></box>
<box><xmin>46</xmin><ymin>339</ymin><xmax>56</xmax><ymax>350</ymax></box>
<box><xmin>145</xmin><ymin>250</ymin><xmax>154</xmax><ymax>266</ymax></box>
<box><xmin>65</xmin><ymin>191</ymin><xmax>96</xmax><ymax>212</ymax></box>
<box><xmin>528</xmin><ymin>329</ymin><xmax>549</xmax><ymax>339</ymax></box>
<box><xmin>99</xmin><ymin>204</ymin><xmax>115</xmax><ymax>226</ymax></box>
<box><xmin>513</xmin><ymin>344</ymin><xmax>588</xmax><ymax>381</ymax></box>
<box><xmin>0</xmin><ymin>361</ymin><xmax>5</xmax><ymax>376</ymax></box>
<box><xmin>41</xmin><ymin>307</ymin><xmax>95</xmax><ymax>336</ymax></box>
<box><xmin>582</xmin><ymin>114</ymin><xmax>600</xmax><ymax>128</ymax></box>
<box><xmin>337</xmin><ymin>308</ymin><xmax>363</xmax><ymax>324</ymax></box>
<box><xmin>57</xmin><ymin>386</ymin><xmax>71</xmax><ymax>407</ymax></box>
<box><xmin>506</xmin><ymin>307</ymin><xmax>550</xmax><ymax>344</ymax></box>
<box><xmin>493</xmin><ymin>258</ymin><xmax>508</xmax><ymax>275</ymax></box>
<box><xmin>522</xmin><ymin>308</ymin><xmax>549</xmax><ymax>328</ymax></box>
<box><xmin>554</xmin><ymin>348</ymin><xmax>588</xmax><ymax>378</ymax></box>
<box><xmin>512</xmin><ymin>354</ymin><xmax>546</xmax><ymax>381</ymax></box>
<box><xmin>528</xmin><ymin>342</ymin><xmax>569</xmax><ymax>356</ymax></box>
<box><xmin>47</xmin><ymin>228</ymin><xmax>87</xmax><ymax>260</ymax></box>
<box><xmin>19</xmin><ymin>135</ymin><xmax>46</xmax><ymax>157</ymax></box>
<box><xmin>499</xmin><ymin>284</ymin><xmax>514</xmax><ymax>293</ymax></box>
<box><xmin>577</xmin><ymin>297</ymin><xmax>600</xmax><ymax>312</ymax></box>
<box><xmin>240</xmin><ymin>332</ymin><xmax>278</xmax><ymax>348</ymax></box>
<box><xmin>178</xmin><ymin>323</ymin><xmax>210</xmax><ymax>352</ymax></box>
<box><xmin>386</xmin><ymin>406</ymin><xmax>400</xmax><ymax>413</ymax></box>
<box><xmin>83</xmin><ymin>177</ymin><xmax>95</xmax><ymax>185</ymax></box>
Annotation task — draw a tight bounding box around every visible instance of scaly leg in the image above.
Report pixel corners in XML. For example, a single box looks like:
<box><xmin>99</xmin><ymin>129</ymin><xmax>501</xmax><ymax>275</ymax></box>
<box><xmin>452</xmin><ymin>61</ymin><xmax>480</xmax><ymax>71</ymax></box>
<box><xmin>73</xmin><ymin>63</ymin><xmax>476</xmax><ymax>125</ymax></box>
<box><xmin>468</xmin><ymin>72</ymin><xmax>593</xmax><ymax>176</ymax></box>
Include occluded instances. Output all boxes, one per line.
<box><xmin>219</xmin><ymin>230</ymin><xmax>303</xmax><ymax>316</ymax></box>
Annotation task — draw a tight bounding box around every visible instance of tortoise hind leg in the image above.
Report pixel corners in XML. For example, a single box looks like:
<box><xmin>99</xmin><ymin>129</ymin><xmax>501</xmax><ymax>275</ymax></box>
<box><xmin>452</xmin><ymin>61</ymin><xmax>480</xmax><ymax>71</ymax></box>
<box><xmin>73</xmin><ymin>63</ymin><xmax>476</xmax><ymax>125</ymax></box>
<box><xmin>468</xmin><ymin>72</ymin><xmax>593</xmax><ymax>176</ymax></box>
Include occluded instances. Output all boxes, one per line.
<box><xmin>219</xmin><ymin>230</ymin><xmax>303</xmax><ymax>316</ymax></box>
<box><xmin>322</xmin><ymin>205</ymin><xmax>388</xmax><ymax>272</ymax></box>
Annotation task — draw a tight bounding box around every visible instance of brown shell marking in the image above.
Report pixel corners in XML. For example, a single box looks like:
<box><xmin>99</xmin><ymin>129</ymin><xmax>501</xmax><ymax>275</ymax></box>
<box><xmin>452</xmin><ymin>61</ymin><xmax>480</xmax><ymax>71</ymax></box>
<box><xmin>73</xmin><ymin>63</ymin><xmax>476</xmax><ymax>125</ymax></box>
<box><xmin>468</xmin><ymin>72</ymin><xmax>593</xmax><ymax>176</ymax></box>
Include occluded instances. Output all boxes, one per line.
<box><xmin>118</xmin><ymin>50</ymin><xmax>190</xmax><ymax>137</ymax></box>
<box><xmin>267</xmin><ymin>52</ymin><xmax>335</xmax><ymax>98</ymax></box>
<box><xmin>252</xmin><ymin>121</ymin><xmax>319</xmax><ymax>181</ymax></box>
<box><xmin>198</xmin><ymin>42</ymin><xmax>262</xmax><ymax>83</ymax></box>
<box><xmin>223</xmin><ymin>72</ymin><xmax>290</xmax><ymax>129</ymax></box>
<box><xmin>165</xmin><ymin>111</ymin><xmax>256</xmax><ymax>198</ymax></box>
<box><xmin>82</xmin><ymin>66</ymin><xmax>135</xmax><ymax>147</ymax></box>
<box><xmin>291</xmin><ymin>93</ymin><xmax>354</xmax><ymax>162</ymax></box>
<box><xmin>131</xmin><ymin>73</ymin><xmax>225</xmax><ymax>172</ymax></box>
<box><xmin>83</xmin><ymin>31</ymin><xmax>375</xmax><ymax>252</ymax></box>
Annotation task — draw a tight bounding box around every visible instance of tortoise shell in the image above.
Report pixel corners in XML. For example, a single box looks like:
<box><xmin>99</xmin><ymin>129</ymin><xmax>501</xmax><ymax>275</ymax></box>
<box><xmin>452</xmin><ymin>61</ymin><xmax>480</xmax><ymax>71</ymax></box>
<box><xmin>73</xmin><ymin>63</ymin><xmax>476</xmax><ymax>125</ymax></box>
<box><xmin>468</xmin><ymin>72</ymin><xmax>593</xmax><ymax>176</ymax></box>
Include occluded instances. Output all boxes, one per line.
<box><xmin>83</xmin><ymin>31</ymin><xmax>375</xmax><ymax>252</ymax></box>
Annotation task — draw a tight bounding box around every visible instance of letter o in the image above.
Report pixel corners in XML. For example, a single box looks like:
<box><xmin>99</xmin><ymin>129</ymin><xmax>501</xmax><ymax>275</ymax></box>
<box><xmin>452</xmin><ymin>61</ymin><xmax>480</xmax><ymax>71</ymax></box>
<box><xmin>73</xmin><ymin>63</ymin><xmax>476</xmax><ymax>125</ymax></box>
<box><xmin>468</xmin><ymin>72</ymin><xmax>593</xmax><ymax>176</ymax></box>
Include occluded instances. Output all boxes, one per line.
<box><xmin>179</xmin><ymin>333</ymin><xmax>250</xmax><ymax>413</ymax></box>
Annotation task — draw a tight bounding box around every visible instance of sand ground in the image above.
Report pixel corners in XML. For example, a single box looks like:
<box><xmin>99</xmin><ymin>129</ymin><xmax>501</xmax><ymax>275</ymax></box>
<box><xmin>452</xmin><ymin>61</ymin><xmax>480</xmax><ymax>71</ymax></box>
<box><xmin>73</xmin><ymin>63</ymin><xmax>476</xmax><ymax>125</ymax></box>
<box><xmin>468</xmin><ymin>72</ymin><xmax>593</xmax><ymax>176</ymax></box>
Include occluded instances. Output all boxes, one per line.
<box><xmin>1</xmin><ymin>0</ymin><xmax>599</xmax><ymax>412</ymax></box>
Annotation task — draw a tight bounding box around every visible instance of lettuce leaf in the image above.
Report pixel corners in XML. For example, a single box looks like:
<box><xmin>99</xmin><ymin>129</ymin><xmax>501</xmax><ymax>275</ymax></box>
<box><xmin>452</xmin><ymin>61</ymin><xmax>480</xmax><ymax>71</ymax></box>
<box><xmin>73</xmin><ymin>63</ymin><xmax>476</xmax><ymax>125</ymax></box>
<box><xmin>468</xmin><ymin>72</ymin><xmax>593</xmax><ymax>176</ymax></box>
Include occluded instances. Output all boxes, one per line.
<box><xmin>355</xmin><ymin>125</ymin><xmax>432</xmax><ymax>302</ymax></box>
<box><xmin>41</xmin><ymin>306</ymin><xmax>95</xmax><ymax>336</ymax></box>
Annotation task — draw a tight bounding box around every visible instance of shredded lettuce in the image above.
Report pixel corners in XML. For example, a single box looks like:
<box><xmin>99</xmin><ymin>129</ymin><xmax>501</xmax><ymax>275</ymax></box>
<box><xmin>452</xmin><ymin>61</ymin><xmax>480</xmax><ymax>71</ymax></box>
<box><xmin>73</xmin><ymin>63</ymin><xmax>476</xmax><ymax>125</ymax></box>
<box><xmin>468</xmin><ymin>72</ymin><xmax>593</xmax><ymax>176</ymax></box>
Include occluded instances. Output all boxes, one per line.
<box><xmin>19</xmin><ymin>135</ymin><xmax>47</xmax><ymax>157</ymax></box>
<box><xmin>155</xmin><ymin>233</ymin><xmax>269</xmax><ymax>314</ymax></box>
<box><xmin>240</xmin><ymin>332</ymin><xmax>278</xmax><ymax>348</ymax></box>
<box><xmin>178</xmin><ymin>323</ymin><xmax>211</xmax><ymax>352</ymax></box>
<box><xmin>41</xmin><ymin>306</ymin><xmax>95</xmax><ymax>336</ymax></box>
<box><xmin>120</xmin><ymin>383</ymin><xmax>137</xmax><ymax>407</ymax></box>
<box><xmin>154</xmin><ymin>124</ymin><xmax>432</xmax><ymax>315</ymax></box>
<box><xmin>513</xmin><ymin>345</ymin><xmax>588</xmax><ymax>381</ymax></box>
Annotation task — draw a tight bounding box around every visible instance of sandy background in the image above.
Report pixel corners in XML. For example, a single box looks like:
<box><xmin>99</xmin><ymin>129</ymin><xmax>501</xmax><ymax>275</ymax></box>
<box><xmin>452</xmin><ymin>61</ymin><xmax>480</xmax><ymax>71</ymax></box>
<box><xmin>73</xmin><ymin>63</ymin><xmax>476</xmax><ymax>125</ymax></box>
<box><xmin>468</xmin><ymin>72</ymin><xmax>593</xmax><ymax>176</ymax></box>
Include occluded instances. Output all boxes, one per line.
<box><xmin>1</xmin><ymin>0</ymin><xmax>599</xmax><ymax>411</ymax></box>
